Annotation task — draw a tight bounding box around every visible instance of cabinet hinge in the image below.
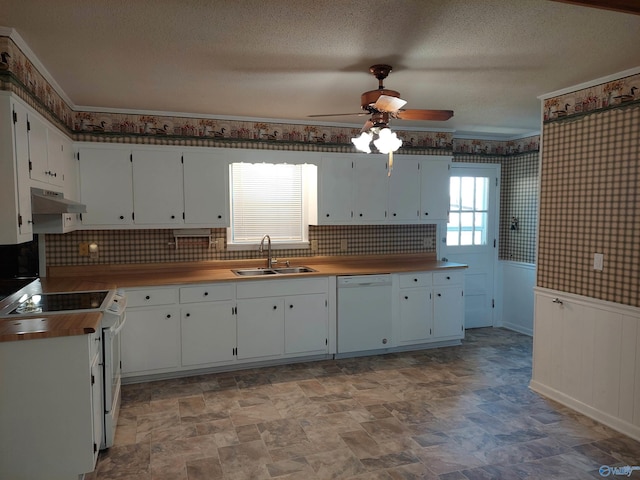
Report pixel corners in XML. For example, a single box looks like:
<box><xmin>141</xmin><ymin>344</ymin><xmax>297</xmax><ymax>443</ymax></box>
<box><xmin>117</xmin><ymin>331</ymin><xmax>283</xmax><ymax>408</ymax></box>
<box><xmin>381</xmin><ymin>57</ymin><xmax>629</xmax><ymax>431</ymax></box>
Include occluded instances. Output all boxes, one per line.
<box><xmin>492</xmin><ymin>298</ymin><xmax>495</xmax><ymax>308</ymax></box>
<box><xmin>182</xmin><ymin>212</ymin><xmax>185</xmax><ymax>220</ymax></box>
<box><xmin>93</xmin><ymin>443</ymin><xmax>97</xmax><ymax>453</ymax></box>
<box><xmin>496</xmin><ymin>177</ymin><xmax>499</xmax><ymax>187</ymax></box>
<box><xmin>325</xmin><ymin>338</ymin><xmax>328</xmax><ymax>345</ymax></box>
<box><xmin>12</xmin><ymin>110</ymin><xmax>17</xmax><ymax>123</ymax></box>
<box><xmin>181</xmin><ymin>155</ymin><xmax>184</xmax><ymax>164</ymax></box>
<box><xmin>493</xmin><ymin>239</ymin><xmax>496</xmax><ymax>248</ymax></box>
<box><xmin>79</xmin><ymin>213</ymin><xmax>83</xmax><ymax>222</ymax></box>
<box><xmin>28</xmin><ymin>160</ymin><xmax>32</xmax><ymax>172</ymax></box>
<box><xmin>461</xmin><ymin>290</ymin><xmax>464</xmax><ymax>297</ymax></box>
<box><xmin>132</xmin><ymin>212</ymin><xmax>135</xmax><ymax>220</ymax></box>
<box><xmin>430</xmin><ymin>328</ymin><xmax>432</xmax><ymax>335</ymax></box>
<box><xmin>17</xmin><ymin>214</ymin><xmax>22</xmax><ymax>227</ymax></box>
<box><xmin>27</xmin><ymin>120</ymin><xmax>30</xmax><ymax>131</ymax></box>
<box><xmin>91</xmin><ymin>374</ymin><xmax>95</xmax><ymax>385</ymax></box>
<box><xmin>130</xmin><ymin>153</ymin><xmax>133</xmax><ymax>162</ymax></box>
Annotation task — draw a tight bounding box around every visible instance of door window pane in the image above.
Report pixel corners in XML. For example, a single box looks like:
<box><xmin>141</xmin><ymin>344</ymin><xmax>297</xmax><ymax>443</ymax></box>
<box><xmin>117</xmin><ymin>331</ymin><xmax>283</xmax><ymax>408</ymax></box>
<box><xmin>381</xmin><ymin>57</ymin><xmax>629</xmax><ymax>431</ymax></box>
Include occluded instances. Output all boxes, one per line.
<box><xmin>447</xmin><ymin>175</ymin><xmax>490</xmax><ymax>246</ymax></box>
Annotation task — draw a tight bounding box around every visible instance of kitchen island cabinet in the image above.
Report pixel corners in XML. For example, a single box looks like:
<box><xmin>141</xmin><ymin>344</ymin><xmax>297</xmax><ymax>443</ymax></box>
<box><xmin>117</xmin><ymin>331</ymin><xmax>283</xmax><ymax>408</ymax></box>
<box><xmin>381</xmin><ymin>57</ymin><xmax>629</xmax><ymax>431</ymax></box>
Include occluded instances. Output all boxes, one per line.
<box><xmin>0</xmin><ymin>331</ymin><xmax>102</xmax><ymax>479</ymax></box>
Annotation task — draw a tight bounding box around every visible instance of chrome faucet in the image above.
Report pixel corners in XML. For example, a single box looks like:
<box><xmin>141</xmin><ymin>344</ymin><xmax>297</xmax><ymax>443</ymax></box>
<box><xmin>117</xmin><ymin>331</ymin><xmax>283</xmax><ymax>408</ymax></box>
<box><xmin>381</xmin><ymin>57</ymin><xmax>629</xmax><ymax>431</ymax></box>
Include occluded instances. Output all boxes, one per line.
<box><xmin>259</xmin><ymin>234</ymin><xmax>273</xmax><ymax>268</ymax></box>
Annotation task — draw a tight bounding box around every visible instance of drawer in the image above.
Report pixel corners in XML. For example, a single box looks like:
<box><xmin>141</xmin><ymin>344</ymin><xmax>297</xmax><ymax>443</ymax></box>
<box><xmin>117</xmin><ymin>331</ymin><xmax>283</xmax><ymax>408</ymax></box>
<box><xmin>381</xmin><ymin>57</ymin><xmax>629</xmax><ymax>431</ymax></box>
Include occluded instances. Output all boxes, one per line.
<box><xmin>237</xmin><ymin>277</ymin><xmax>328</xmax><ymax>299</ymax></box>
<box><xmin>433</xmin><ymin>271</ymin><xmax>464</xmax><ymax>285</ymax></box>
<box><xmin>398</xmin><ymin>273</ymin><xmax>432</xmax><ymax>288</ymax></box>
<box><xmin>125</xmin><ymin>287</ymin><xmax>178</xmax><ymax>308</ymax></box>
<box><xmin>180</xmin><ymin>283</ymin><xmax>235</xmax><ymax>303</ymax></box>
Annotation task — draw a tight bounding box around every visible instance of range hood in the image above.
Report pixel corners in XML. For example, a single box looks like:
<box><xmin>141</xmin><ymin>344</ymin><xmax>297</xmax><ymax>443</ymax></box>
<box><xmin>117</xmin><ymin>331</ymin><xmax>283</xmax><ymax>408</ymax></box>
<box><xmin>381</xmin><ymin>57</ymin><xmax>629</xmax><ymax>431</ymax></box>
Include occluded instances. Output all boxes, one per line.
<box><xmin>31</xmin><ymin>188</ymin><xmax>87</xmax><ymax>214</ymax></box>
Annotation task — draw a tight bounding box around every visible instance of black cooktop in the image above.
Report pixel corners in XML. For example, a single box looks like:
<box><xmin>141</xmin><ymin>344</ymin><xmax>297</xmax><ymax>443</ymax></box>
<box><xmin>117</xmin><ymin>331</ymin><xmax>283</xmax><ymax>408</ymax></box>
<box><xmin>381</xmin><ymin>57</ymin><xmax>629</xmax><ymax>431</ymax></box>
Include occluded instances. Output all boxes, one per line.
<box><xmin>0</xmin><ymin>277</ymin><xmax>38</xmax><ymax>302</ymax></box>
<box><xmin>9</xmin><ymin>291</ymin><xmax>109</xmax><ymax>315</ymax></box>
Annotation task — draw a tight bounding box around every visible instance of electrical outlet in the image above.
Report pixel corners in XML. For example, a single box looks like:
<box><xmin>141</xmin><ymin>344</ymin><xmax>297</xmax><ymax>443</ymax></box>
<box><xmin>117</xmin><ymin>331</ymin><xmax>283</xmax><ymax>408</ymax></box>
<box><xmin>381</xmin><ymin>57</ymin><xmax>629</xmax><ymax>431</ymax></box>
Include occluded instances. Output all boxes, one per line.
<box><xmin>340</xmin><ymin>239</ymin><xmax>348</xmax><ymax>252</ymax></box>
<box><xmin>89</xmin><ymin>243</ymin><xmax>99</xmax><ymax>259</ymax></box>
<box><xmin>423</xmin><ymin>237</ymin><xmax>435</xmax><ymax>249</ymax></box>
<box><xmin>215</xmin><ymin>237</ymin><xmax>226</xmax><ymax>250</ymax></box>
<box><xmin>310</xmin><ymin>239</ymin><xmax>318</xmax><ymax>252</ymax></box>
<box><xmin>79</xmin><ymin>242</ymin><xmax>89</xmax><ymax>256</ymax></box>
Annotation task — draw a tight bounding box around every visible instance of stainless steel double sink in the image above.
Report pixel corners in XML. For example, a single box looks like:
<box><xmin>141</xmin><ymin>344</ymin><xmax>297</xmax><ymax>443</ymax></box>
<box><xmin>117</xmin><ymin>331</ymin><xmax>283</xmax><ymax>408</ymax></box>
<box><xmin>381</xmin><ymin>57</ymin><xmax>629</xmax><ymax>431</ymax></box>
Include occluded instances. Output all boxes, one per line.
<box><xmin>231</xmin><ymin>266</ymin><xmax>317</xmax><ymax>277</ymax></box>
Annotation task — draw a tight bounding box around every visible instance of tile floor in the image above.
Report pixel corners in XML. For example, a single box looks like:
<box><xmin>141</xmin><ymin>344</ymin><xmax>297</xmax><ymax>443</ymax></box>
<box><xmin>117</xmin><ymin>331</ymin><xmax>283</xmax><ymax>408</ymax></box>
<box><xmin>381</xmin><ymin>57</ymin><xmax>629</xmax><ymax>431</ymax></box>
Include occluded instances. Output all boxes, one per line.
<box><xmin>86</xmin><ymin>328</ymin><xmax>640</xmax><ymax>479</ymax></box>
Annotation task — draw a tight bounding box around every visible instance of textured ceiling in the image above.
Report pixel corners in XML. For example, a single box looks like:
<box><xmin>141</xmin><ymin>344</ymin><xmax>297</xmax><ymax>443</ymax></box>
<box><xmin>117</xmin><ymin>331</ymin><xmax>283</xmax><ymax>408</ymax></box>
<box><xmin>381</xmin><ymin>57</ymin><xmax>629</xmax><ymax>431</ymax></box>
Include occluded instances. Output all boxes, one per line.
<box><xmin>1</xmin><ymin>0</ymin><xmax>640</xmax><ymax>138</ymax></box>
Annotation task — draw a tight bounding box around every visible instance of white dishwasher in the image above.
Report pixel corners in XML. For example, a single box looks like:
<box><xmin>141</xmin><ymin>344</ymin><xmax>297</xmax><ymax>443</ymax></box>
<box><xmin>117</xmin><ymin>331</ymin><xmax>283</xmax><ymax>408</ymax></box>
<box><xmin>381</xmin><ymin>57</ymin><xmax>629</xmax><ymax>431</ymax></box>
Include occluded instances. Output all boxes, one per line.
<box><xmin>337</xmin><ymin>274</ymin><xmax>392</xmax><ymax>354</ymax></box>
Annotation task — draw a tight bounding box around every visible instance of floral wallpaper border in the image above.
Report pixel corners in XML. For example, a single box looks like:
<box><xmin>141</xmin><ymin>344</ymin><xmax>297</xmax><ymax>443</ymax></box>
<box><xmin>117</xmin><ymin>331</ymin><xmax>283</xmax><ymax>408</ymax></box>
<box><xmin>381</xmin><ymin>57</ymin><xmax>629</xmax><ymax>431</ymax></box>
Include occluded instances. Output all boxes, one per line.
<box><xmin>0</xmin><ymin>34</ymin><xmax>537</xmax><ymax>156</ymax></box>
<box><xmin>543</xmin><ymin>72</ymin><xmax>640</xmax><ymax>123</ymax></box>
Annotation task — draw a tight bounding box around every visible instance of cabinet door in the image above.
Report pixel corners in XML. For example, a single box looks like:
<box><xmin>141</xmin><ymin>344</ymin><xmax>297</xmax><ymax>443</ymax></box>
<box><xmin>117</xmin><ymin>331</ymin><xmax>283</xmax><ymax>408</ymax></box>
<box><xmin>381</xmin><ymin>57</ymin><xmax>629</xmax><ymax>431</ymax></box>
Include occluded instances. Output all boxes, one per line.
<box><xmin>284</xmin><ymin>293</ymin><xmax>328</xmax><ymax>355</ymax></box>
<box><xmin>399</xmin><ymin>287</ymin><xmax>433</xmax><ymax>344</ymax></box>
<box><xmin>6</xmin><ymin>99</ymin><xmax>33</xmax><ymax>241</ymax></box>
<box><xmin>420</xmin><ymin>157</ymin><xmax>451</xmax><ymax>221</ymax></box>
<box><xmin>181</xmin><ymin>302</ymin><xmax>236</xmax><ymax>366</ymax></box>
<box><xmin>353</xmin><ymin>157</ymin><xmax>388</xmax><ymax>222</ymax></box>
<box><xmin>183</xmin><ymin>151</ymin><xmax>229</xmax><ymax>226</ymax></box>
<box><xmin>79</xmin><ymin>147</ymin><xmax>134</xmax><ymax>225</ymax></box>
<box><xmin>388</xmin><ymin>156</ymin><xmax>420</xmax><ymax>222</ymax></box>
<box><xmin>27</xmin><ymin>112</ymin><xmax>50</xmax><ymax>184</ymax></box>
<box><xmin>132</xmin><ymin>148</ymin><xmax>184</xmax><ymax>225</ymax></box>
<box><xmin>90</xmin><ymin>352</ymin><xmax>103</xmax><ymax>461</ymax></box>
<box><xmin>433</xmin><ymin>285</ymin><xmax>464</xmax><ymax>339</ymax></box>
<box><xmin>44</xmin><ymin>127</ymin><xmax>66</xmax><ymax>188</ymax></box>
<box><xmin>318</xmin><ymin>155</ymin><xmax>353</xmax><ymax>223</ymax></box>
<box><xmin>121</xmin><ymin>307</ymin><xmax>181</xmax><ymax>374</ymax></box>
<box><xmin>236</xmin><ymin>297</ymin><xmax>284</xmax><ymax>359</ymax></box>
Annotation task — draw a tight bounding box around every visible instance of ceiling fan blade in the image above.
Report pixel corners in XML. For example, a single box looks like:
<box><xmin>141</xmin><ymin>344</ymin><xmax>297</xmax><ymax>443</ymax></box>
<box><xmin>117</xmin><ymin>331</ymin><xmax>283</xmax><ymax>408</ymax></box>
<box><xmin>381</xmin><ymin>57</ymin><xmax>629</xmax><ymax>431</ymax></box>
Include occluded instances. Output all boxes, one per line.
<box><xmin>374</xmin><ymin>95</ymin><xmax>407</xmax><ymax>113</ymax></box>
<box><xmin>307</xmin><ymin>112</ymin><xmax>366</xmax><ymax>118</ymax></box>
<box><xmin>395</xmin><ymin>109</ymin><xmax>454</xmax><ymax>121</ymax></box>
<box><xmin>361</xmin><ymin>120</ymin><xmax>374</xmax><ymax>132</ymax></box>
<box><xmin>551</xmin><ymin>0</ymin><xmax>640</xmax><ymax>15</ymax></box>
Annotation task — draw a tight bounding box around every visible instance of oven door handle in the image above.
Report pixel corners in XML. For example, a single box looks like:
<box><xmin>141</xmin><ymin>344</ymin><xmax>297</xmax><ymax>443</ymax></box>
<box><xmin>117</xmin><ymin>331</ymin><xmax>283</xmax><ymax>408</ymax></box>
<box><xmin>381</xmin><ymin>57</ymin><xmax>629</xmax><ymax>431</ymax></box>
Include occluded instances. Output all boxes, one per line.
<box><xmin>112</xmin><ymin>313</ymin><xmax>128</xmax><ymax>336</ymax></box>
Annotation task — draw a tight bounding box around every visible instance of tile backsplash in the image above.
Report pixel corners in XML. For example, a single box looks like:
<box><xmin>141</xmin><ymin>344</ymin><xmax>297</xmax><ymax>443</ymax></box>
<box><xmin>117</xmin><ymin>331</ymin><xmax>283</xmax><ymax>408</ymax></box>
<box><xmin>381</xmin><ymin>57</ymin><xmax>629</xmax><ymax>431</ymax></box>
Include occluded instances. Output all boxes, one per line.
<box><xmin>44</xmin><ymin>224</ymin><xmax>437</xmax><ymax>267</ymax></box>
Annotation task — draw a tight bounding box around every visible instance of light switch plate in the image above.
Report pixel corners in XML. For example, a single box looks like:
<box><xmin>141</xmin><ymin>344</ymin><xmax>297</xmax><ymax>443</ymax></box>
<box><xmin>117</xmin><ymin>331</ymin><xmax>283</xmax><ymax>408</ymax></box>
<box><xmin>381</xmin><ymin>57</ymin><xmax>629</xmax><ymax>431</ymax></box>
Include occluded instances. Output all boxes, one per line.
<box><xmin>340</xmin><ymin>239</ymin><xmax>348</xmax><ymax>252</ymax></box>
<box><xmin>215</xmin><ymin>237</ymin><xmax>226</xmax><ymax>250</ymax></box>
<box><xmin>310</xmin><ymin>240</ymin><xmax>318</xmax><ymax>252</ymax></box>
<box><xmin>594</xmin><ymin>253</ymin><xmax>604</xmax><ymax>271</ymax></box>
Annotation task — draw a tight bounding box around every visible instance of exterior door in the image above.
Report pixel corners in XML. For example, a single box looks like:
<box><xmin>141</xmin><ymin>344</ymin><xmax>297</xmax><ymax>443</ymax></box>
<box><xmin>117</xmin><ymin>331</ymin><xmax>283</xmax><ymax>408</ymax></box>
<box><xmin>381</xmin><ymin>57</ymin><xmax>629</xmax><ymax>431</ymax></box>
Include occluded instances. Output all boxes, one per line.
<box><xmin>441</xmin><ymin>163</ymin><xmax>500</xmax><ymax>329</ymax></box>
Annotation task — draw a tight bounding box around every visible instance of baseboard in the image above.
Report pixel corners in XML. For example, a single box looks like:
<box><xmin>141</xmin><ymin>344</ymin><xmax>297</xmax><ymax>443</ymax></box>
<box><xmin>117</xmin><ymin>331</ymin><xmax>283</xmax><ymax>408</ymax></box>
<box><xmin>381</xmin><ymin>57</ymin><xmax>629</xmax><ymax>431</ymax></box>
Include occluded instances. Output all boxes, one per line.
<box><xmin>501</xmin><ymin>322</ymin><xmax>533</xmax><ymax>336</ymax></box>
<box><xmin>529</xmin><ymin>380</ymin><xmax>640</xmax><ymax>442</ymax></box>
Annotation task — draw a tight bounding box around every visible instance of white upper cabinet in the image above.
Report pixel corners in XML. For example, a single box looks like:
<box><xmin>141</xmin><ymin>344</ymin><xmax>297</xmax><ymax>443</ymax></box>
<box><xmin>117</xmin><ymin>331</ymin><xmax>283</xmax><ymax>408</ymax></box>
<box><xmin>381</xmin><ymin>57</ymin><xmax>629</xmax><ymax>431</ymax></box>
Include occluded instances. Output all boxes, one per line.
<box><xmin>79</xmin><ymin>146</ymin><xmax>134</xmax><ymax>226</ymax></box>
<box><xmin>0</xmin><ymin>94</ymin><xmax>33</xmax><ymax>243</ymax></box>
<box><xmin>353</xmin><ymin>156</ymin><xmax>388</xmax><ymax>223</ymax></box>
<box><xmin>388</xmin><ymin>156</ymin><xmax>421</xmax><ymax>222</ymax></box>
<box><xmin>420</xmin><ymin>156</ymin><xmax>451</xmax><ymax>221</ymax></box>
<box><xmin>318</xmin><ymin>155</ymin><xmax>354</xmax><ymax>223</ymax></box>
<box><xmin>182</xmin><ymin>151</ymin><xmax>229</xmax><ymax>226</ymax></box>
<box><xmin>46</xmin><ymin>127</ymin><xmax>76</xmax><ymax>195</ymax></box>
<box><xmin>131</xmin><ymin>148</ymin><xmax>184</xmax><ymax>225</ymax></box>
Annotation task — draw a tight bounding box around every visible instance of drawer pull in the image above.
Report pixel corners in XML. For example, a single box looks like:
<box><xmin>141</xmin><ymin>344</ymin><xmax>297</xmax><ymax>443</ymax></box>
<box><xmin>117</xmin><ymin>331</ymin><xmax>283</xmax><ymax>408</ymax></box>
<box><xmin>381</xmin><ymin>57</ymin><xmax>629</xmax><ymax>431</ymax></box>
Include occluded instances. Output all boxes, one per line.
<box><xmin>166</xmin><ymin>314</ymin><xmax>172</xmax><ymax>318</ymax></box>
<box><xmin>145</xmin><ymin>295</ymin><xmax>151</xmax><ymax>300</ymax></box>
<box><xmin>204</xmin><ymin>292</ymin><xmax>209</xmax><ymax>296</ymax></box>
<box><xmin>413</xmin><ymin>278</ymin><xmax>418</xmax><ymax>282</ymax></box>
<box><xmin>446</xmin><ymin>276</ymin><xmax>451</xmax><ymax>280</ymax></box>
<box><xmin>552</xmin><ymin>298</ymin><xmax>563</xmax><ymax>305</ymax></box>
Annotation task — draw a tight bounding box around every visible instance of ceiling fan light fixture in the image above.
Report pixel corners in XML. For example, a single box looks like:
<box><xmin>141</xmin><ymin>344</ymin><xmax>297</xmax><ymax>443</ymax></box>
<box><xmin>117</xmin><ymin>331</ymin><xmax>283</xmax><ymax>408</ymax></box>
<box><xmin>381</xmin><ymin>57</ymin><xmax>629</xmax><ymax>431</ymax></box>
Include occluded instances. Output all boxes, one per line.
<box><xmin>351</xmin><ymin>131</ymin><xmax>373</xmax><ymax>153</ymax></box>
<box><xmin>373</xmin><ymin>127</ymin><xmax>402</xmax><ymax>154</ymax></box>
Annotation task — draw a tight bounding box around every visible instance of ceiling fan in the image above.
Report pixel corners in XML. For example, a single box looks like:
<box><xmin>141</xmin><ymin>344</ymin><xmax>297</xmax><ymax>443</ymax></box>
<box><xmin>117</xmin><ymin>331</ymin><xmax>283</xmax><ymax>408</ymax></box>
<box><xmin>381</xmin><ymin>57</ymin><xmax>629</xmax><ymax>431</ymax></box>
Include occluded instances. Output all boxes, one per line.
<box><xmin>309</xmin><ymin>64</ymin><xmax>454</xmax><ymax>131</ymax></box>
<box><xmin>309</xmin><ymin>64</ymin><xmax>453</xmax><ymax>175</ymax></box>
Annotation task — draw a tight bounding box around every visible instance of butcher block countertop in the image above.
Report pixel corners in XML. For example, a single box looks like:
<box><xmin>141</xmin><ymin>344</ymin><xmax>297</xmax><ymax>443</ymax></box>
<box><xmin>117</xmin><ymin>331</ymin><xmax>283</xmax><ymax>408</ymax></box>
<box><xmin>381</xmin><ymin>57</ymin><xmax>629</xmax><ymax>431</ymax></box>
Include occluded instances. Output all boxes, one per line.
<box><xmin>1</xmin><ymin>254</ymin><xmax>465</xmax><ymax>342</ymax></box>
<box><xmin>46</xmin><ymin>253</ymin><xmax>466</xmax><ymax>288</ymax></box>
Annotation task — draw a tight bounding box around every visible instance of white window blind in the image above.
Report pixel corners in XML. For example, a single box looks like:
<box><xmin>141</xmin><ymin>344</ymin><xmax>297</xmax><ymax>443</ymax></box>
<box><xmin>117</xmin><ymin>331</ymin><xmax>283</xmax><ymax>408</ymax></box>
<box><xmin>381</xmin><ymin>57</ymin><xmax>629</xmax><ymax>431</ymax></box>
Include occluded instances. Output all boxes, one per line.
<box><xmin>230</xmin><ymin>163</ymin><xmax>304</xmax><ymax>243</ymax></box>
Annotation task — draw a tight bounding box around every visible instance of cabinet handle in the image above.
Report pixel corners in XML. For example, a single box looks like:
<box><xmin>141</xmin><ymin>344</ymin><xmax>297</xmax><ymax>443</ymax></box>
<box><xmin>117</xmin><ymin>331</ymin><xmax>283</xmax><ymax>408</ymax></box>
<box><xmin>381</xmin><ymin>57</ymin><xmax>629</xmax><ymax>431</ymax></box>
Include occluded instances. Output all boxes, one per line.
<box><xmin>217</xmin><ymin>215</ymin><xmax>222</xmax><ymax>219</ymax></box>
<box><xmin>166</xmin><ymin>314</ymin><xmax>172</xmax><ymax>318</ymax></box>
<box><xmin>185</xmin><ymin>313</ymin><xmax>190</xmax><ymax>317</ymax></box>
<box><xmin>437</xmin><ymin>293</ymin><xmax>442</xmax><ymax>297</ymax></box>
<box><xmin>552</xmin><ymin>298</ymin><xmax>563</xmax><ymax>305</ymax></box>
<box><xmin>119</xmin><ymin>215</ymin><xmax>124</xmax><ymax>220</ymax></box>
<box><xmin>273</xmin><ymin>305</ymin><xmax>277</xmax><ymax>310</ymax></box>
<box><xmin>424</xmin><ymin>212</ymin><xmax>429</xmax><ymax>215</ymax></box>
<box><xmin>393</xmin><ymin>213</ymin><xmax>397</xmax><ymax>216</ymax></box>
<box><xmin>204</xmin><ymin>292</ymin><xmax>209</xmax><ymax>296</ymax></box>
<box><xmin>289</xmin><ymin>304</ymin><xmax>293</xmax><ymax>309</ymax></box>
<box><xmin>145</xmin><ymin>295</ymin><xmax>150</xmax><ymax>300</ymax></box>
<box><xmin>404</xmin><ymin>296</ymin><xmax>408</xmax><ymax>300</ymax></box>
<box><xmin>446</xmin><ymin>276</ymin><xmax>451</xmax><ymax>280</ymax></box>
<box><xmin>359</xmin><ymin>213</ymin><xmax>363</xmax><ymax>217</ymax></box>
<box><xmin>382</xmin><ymin>338</ymin><xmax>388</xmax><ymax>344</ymax></box>
<box><xmin>413</xmin><ymin>278</ymin><xmax>418</xmax><ymax>282</ymax></box>
<box><xmin>326</xmin><ymin>213</ymin><xmax>330</xmax><ymax>217</ymax></box>
<box><xmin>171</xmin><ymin>215</ymin><xmax>176</xmax><ymax>219</ymax></box>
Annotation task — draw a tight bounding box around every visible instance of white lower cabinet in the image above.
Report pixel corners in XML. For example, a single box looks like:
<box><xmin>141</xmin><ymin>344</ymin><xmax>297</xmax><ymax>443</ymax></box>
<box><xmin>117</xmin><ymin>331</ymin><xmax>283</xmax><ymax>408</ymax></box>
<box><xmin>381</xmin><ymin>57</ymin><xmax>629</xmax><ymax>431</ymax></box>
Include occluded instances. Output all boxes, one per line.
<box><xmin>394</xmin><ymin>270</ymin><xmax>464</xmax><ymax>347</ymax></box>
<box><xmin>285</xmin><ymin>293</ymin><xmax>328</xmax><ymax>355</ymax></box>
<box><xmin>237</xmin><ymin>297</ymin><xmax>285</xmax><ymax>360</ymax></box>
<box><xmin>121</xmin><ymin>286</ymin><xmax>181</xmax><ymax>376</ymax></box>
<box><xmin>122</xmin><ymin>278</ymin><xmax>330</xmax><ymax>379</ymax></box>
<box><xmin>0</xmin><ymin>333</ymin><xmax>102</xmax><ymax>479</ymax></box>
